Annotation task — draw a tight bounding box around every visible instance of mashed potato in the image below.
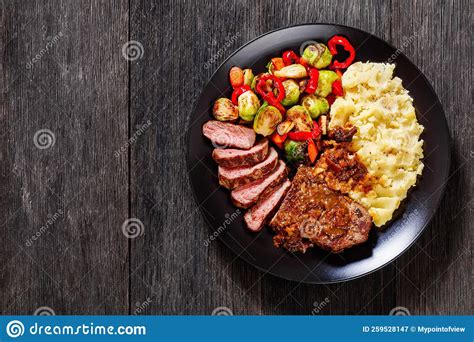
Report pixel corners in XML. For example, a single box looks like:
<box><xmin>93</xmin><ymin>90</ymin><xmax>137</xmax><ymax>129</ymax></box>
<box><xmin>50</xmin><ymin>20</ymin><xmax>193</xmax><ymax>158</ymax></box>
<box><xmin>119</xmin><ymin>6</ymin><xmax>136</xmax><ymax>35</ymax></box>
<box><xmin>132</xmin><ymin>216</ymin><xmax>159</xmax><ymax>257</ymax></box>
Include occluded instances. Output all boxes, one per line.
<box><xmin>329</xmin><ymin>62</ymin><xmax>424</xmax><ymax>227</ymax></box>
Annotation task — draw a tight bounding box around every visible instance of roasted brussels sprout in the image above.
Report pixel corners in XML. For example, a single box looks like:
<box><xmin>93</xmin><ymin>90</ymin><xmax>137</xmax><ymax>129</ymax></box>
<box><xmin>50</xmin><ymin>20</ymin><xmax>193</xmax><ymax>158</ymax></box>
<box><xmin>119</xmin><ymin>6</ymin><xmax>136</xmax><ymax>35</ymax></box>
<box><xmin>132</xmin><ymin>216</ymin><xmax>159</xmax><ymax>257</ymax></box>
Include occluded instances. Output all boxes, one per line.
<box><xmin>274</xmin><ymin>64</ymin><xmax>307</xmax><ymax>79</ymax></box>
<box><xmin>237</xmin><ymin>90</ymin><xmax>260</xmax><ymax>121</ymax></box>
<box><xmin>301</xmin><ymin>94</ymin><xmax>329</xmax><ymax>119</ymax></box>
<box><xmin>286</xmin><ymin>105</ymin><xmax>313</xmax><ymax>132</ymax></box>
<box><xmin>253</xmin><ymin>102</ymin><xmax>283</xmax><ymax>136</ymax></box>
<box><xmin>302</xmin><ymin>43</ymin><xmax>332</xmax><ymax>69</ymax></box>
<box><xmin>284</xmin><ymin>140</ymin><xmax>307</xmax><ymax>164</ymax></box>
<box><xmin>212</xmin><ymin>97</ymin><xmax>239</xmax><ymax>121</ymax></box>
<box><xmin>243</xmin><ymin>69</ymin><xmax>254</xmax><ymax>86</ymax></box>
<box><xmin>277</xmin><ymin>120</ymin><xmax>295</xmax><ymax>135</ymax></box>
<box><xmin>315</xmin><ymin>70</ymin><xmax>339</xmax><ymax>97</ymax></box>
<box><xmin>281</xmin><ymin>80</ymin><xmax>301</xmax><ymax>107</ymax></box>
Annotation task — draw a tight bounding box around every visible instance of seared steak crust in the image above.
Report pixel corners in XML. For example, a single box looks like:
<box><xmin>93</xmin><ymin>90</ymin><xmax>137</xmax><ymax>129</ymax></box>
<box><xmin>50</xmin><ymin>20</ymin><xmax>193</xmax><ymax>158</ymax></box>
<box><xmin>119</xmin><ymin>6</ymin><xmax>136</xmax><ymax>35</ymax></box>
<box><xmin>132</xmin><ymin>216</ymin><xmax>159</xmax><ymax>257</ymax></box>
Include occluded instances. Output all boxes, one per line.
<box><xmin>231</xmin><ymin>160</ymin><xmax>288</xmax><ymax>208</ymax></box>
<box><xmin>212</xmin><ymin>138</ymin><xmax>269</xmax><ymax>168</ymax></box>
<box><xmin>270</xmin><ymin>166</ymin><xmax>372</xmax><ymax>253</ymax></box>
<box><xmin>218</xmin><ymin>148</ymin><xmax>278</xmax><ymax>189</ymax></box>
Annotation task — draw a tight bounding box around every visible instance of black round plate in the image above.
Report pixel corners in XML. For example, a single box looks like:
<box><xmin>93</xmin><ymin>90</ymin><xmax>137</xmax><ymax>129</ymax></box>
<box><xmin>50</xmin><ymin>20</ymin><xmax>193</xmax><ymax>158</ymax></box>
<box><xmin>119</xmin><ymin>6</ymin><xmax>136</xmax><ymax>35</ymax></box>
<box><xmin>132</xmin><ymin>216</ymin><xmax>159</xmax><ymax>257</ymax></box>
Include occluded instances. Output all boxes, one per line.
<box><xmin>186</xmin><ymin>24</ymin><xmax>450</xmax><ymax>283</ymax></box>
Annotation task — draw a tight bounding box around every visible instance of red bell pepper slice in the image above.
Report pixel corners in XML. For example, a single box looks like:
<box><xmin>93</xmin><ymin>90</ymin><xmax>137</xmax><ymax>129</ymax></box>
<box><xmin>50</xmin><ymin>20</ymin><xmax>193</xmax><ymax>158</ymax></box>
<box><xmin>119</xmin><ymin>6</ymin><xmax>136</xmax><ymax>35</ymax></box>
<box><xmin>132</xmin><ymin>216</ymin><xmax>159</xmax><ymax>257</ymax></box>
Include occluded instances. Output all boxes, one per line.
<box><xmin>256</xmin><ymin>74</ymin><xmax>286</xmax><ymax>113</ymax></box>
<box><xmin>270</xmin><ymin>131</ymin><xmax>287</xmax><ymax>149</ymax></box>
<box><xmin>305</xmin><ymin>68</ymin><xmax>319</xmax><ymax>94</ymax></box>
<box><xmin>328</xmin><ymin>35</ymin><xmax>356</xmax><ymax>70</ymax></box>
<box><xmin>282</xmin><ymin>51</ymin><xmax>300</xmax><ymax>66</ymax></box>
<box><xmin>288</xmin><ymin>131</ymin><xmax>312</xmax><ymax>141</ymax></box>
<box><xmin>231</xmin><ymin>85</ymin><xmax>251</xmax><ymax>105</ymax></box>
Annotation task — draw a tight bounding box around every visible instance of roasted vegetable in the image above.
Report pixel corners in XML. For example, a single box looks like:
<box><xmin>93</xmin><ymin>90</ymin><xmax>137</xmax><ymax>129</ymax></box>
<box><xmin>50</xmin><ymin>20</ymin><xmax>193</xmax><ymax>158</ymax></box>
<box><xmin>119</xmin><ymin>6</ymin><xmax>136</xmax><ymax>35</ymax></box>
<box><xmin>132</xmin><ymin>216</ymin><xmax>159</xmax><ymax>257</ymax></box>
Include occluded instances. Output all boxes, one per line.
<box><xmin>302</xmin><ymin>43</ymin><xmax>332</xmax><ymax>69</ymax></box>
<box><xmin>284</xmin><ymin>140</ymin><xmax>307</xmax><ymax>164</ymax></box>
<box><xmin>253</xmin><ymin>102</ymin><xmax>283</xmax><ymax>136</ymax></box>
<box><xmin>212</xmin><ymin>98</ymin><xmax>239</xmax><ymax>121</ymax></box>
<box><xmin>277</xmin><ymin>120</ymin><xmax>295</xmax><ymax>135</ymax></box>
<box><xmin>274</xmin><ymin>64</ymin><xmax>307</xmax><ymax>79</ymax></box>
<box><xmin>251</xmin><ymin>73</ymin><xmax>269</xmax><ymax>91</ymax></box>
<box><xmin>237</xmin><ymin>90</ymin><xmax>260</xmax><ymax>121</ymax></box>
<box><xmin>281</xmin><ymin>80</ymin><xmax>301</xmax><ymax>107</ymax></box>
<box><xmin>301</xmin><ymin>94</ymin><xmax>329</xmax><ymax>119</ymax></box>
<box><xmin>229</xmin><ymin>66</ymin><xmax>244</xmax><ymax>88</ymax></box>
<box><xmin>315</xmin><ymin>70</ymin><xmax>339</xmax><ymax>97</ymax></box>
<box><xmin>286</xmin><ymin>105</ymin><xmax>313</xmax><ymax>132</ymax></box>
<box><xmin>243</xmin><ymin>69</ymin><xmax>254</xmax><ymax>86</ymax></box>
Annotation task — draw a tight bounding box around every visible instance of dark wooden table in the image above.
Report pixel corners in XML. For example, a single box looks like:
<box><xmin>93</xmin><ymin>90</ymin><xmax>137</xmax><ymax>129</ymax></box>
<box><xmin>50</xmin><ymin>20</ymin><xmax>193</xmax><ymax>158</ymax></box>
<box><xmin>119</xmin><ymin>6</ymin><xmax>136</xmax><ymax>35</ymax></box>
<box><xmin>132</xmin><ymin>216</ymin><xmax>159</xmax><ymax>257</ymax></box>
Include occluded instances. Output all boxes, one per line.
<box><xmin>1</xmin><ymin>0</ymin><xmax>471</xmax><ymax>315</ymax></box>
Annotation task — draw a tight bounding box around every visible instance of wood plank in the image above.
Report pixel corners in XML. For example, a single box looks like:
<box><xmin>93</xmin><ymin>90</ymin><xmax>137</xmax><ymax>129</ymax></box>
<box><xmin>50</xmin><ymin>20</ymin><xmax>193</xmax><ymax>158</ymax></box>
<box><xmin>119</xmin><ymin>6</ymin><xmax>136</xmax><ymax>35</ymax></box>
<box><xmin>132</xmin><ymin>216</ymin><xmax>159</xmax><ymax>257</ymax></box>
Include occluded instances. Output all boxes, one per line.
<box><xmin>0</xmin><ymin>0</ymin><xmax>129</xmax><ymax>314</ymax></box>
<box><xmin>390</xmin><ymin>0</ymin><xmax>472</xmax><ymax>315</ymax></box>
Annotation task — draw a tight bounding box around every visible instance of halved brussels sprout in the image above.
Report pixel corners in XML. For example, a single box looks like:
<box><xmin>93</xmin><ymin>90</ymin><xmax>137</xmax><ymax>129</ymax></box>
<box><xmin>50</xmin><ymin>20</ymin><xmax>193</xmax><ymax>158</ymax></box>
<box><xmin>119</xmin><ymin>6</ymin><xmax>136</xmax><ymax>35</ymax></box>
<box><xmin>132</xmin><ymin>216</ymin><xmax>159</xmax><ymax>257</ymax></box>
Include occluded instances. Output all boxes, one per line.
<box><xmin>238</xmin><ymin>90</ymin><xmax>260</xmax><ymax>121</ymax></box>
<box><xmin>243</xmin><ymin>69</ymin><xmax>254</xmax><ymax>86</ymax></box>
<box><xmin>315</xmin><ymin>70</ymin><xmax>339</xmax><ymax>97</ymax></box>
<box><xmin>301</xmin><ymin>94</ymin><xmax>329</xmax><ymax>119</ymax></box>
<box><xmin>302</xmin><ymin>43</ymin><xmax>332</xmax><ymax>69</ymax></box>
<box><xmin>280</xmin><ymin>80</ymin><xmax>300</xmax><ymax>107</ymax></box>
<box><xmin>277</xmin><ymin>120</ymin><xmax>295</xmax><ymax>135</ymax></box>
<box><xmin>273</xmin><ymin>64</ymin><xmax>307</xmax><ymax>79</ymax></box>
<box><xmin>284</xmin><ymin>140</ymin><xmax>307</xmax><ymax>164</ymax></box>
<box><xmin>286</xmin><ymin>105</ymin><xmax>313</xmax><ymax>132</ymax></box>
<box><xmin>212</xmin><ymin>98</ymin><xmax>239</xmax><ymax>121</ymax></box>
<box><xmin>253</xmin><ymin>103</ymin><xmax>283</xmax><ymax>136</ymax></box>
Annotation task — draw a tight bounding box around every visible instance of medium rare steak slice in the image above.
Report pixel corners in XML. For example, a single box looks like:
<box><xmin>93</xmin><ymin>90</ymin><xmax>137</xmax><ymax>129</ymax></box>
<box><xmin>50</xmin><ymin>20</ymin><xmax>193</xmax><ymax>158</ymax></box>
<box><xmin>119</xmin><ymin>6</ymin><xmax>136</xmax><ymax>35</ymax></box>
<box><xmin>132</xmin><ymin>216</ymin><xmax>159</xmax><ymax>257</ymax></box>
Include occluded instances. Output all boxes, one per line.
<box><xmin>212</xmin><ymin>138</ymin><xmax>269</xmax><ymax>168</ymax></box>
<box><xmin>202</xmin><ymin>120</ymin><xmax>256</xmax><ymax>150</ymax></box>
<box><xmin>218</xmin><ymin>148</ymin><xmax>278</xmax><ymax>189</ymax></box>
<box><xmin>270</xmin><ymin>166</ymin><xmax>372</xmax><ymax>253</ymax></box>
<box><xmin>231</xmin><ymin>160</ymin><xmax>288</xmax><ymax>208</ymax></box>
<box><xmin>244</xmin><ymin>180</ymin><xmax>291</xmax><ymax>232</ymax></box>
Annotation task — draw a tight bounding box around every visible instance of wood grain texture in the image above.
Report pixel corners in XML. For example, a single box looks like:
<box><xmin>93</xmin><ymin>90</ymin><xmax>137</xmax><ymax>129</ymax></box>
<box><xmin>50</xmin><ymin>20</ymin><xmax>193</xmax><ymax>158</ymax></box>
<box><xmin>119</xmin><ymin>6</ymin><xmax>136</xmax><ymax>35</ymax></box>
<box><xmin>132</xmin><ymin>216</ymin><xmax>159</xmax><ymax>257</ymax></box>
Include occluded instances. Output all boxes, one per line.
<box><xmin>0</xmin><ymin>0</ymin><xmax>129</xmax><ymax>314</ymax></box>
<box><xmin>0</xmin><ymin>0</ymin><xmax>471</xmax><ymax>315</ymax></box>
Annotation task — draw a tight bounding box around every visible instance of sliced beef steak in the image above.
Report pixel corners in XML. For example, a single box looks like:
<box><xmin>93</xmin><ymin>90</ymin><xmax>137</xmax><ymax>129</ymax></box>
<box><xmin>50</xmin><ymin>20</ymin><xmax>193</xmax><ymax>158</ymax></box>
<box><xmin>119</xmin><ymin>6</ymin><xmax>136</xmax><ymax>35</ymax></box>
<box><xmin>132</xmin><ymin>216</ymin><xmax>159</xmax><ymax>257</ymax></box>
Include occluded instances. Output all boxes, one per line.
<box><xmin>218</xmin><ymin>148</ymin><xmax>278</xmax><ymax>189</ymax></box>
<box><xmin>244</xmin><ymin>180</ymin><xmax>291</xmax><ymax>232</ymax></box>
<box><xmin>270</xmin><ymin>166</ymin><xmax>372</xmax><ymax>253</ymax></box>
<box><xmin>231</xmin><ymin>160</ymin><xmax>288</xmax><ymax>208</ymax></box>
<box><xmin>202</xmin><ymin>120</ymin><xmax>256</xmax><ymax>150</ymax></box>
<box><xmin>212</xmin><ymin>138</ymin><xmax>269</xmax><ymax>168</ymax></box>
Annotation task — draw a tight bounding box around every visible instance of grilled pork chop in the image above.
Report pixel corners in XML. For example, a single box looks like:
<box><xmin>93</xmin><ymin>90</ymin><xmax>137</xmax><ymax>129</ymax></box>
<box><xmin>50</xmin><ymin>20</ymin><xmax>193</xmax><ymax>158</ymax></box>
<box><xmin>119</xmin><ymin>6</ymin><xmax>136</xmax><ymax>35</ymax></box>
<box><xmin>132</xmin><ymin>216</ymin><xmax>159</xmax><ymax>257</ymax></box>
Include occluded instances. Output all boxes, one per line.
<box><xmin>270</xmin><ymin>166</ymin><xmax>372</xmax><ymax>253</ymax></box>
<box><xmin>212</xmin><ymin>138</ymin><xmax>269</xmax><ymax>168</ymax></box>
<box><xmin>202</xmin><ymin>120</ymin><xmax>256</xmax><ymax>150</ymax></box>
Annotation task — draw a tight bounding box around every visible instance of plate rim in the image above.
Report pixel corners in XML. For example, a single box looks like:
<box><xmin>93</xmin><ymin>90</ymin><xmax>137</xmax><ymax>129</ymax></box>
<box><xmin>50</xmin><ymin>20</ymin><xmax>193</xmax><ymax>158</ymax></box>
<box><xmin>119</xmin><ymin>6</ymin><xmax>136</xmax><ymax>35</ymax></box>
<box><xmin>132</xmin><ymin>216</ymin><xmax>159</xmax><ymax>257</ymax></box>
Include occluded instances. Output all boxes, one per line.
<box><xmin>185</xmin><ymin>23</ymin><xmax>451</xmax><ymax>284</ymax></box>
